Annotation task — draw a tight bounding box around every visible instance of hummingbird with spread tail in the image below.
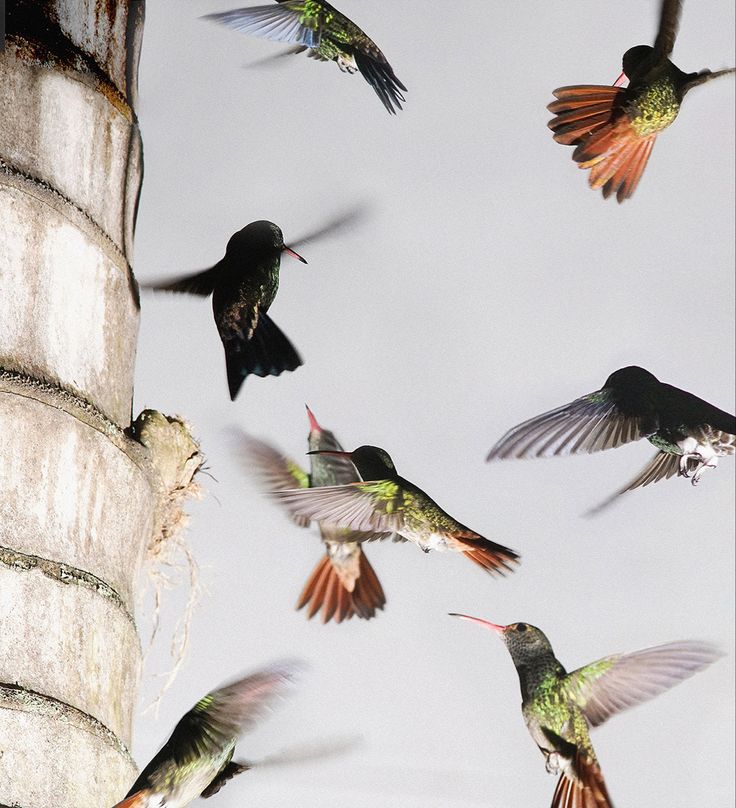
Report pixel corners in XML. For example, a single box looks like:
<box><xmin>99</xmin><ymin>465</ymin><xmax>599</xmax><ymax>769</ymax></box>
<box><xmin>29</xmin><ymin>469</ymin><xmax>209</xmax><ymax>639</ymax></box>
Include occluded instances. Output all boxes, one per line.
<box><xmin>451</xmin><ymin>615</ymin><xmax>721</xmax><ymax>808</ymax></box>
<box><xmin>486</xmin><ymin>365</ymin><xmax>735</xmax><ymax>510</ymax></box>
<box><xmin>271</xmin><ymin>444</ymin><xmax>520</xmax><ymax>576</ymax></box>
<box><xmin>203</xmin><ymin>1</ymin><xmax>407</xmax><ymax>114</ymax></box>
<box><xmin>112</xmin><ymin>662</ymin><xmax>299</xmax><ymax>807</ymax></box>
<box><xmin>243</xmin><ymin>406</ymin><xmax>387</xmax><ymax>623</ymax></box>
<box><xmin>547</xmin><ymin>0</ymin><xmax>735</xmax><ymax>201</ymax></box>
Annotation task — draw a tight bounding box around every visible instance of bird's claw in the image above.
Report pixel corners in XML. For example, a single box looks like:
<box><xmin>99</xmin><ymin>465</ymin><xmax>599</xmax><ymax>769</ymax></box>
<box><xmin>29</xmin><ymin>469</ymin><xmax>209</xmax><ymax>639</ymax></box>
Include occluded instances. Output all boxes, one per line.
<box><xmin>337</xmin><ymin>53</ymin><xmax>358</xmax><ymax>74</ymax></box>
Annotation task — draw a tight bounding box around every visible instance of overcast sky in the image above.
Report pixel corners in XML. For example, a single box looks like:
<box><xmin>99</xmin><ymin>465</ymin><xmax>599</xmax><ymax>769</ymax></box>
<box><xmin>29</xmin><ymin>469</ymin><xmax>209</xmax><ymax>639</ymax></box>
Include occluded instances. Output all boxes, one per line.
<box><xmin>131</xmin><ymin>2</ymin><xmax>735</xmax><ymax>805</ymax></box>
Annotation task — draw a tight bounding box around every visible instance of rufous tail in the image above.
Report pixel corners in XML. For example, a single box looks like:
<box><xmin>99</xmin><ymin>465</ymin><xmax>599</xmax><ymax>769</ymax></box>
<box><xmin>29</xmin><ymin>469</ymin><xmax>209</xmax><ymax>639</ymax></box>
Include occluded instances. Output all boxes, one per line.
<box><xmin>454</xmin><ymin>534</ymin><xmax>519</xmax><ymax>576</ymax></box>
<box><xmin>552</xmin><ymin>753</ymin><xmax>613</xmax><ymax>808</ymax></box>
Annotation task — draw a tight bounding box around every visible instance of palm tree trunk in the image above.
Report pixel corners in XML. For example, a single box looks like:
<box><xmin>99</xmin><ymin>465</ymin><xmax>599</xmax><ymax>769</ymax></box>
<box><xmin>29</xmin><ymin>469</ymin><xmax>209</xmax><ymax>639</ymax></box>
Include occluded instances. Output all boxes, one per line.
<box><xmin>0</xmin><ymin>3</ymin><xmax>197</xmax><ymax>804</ymax></box>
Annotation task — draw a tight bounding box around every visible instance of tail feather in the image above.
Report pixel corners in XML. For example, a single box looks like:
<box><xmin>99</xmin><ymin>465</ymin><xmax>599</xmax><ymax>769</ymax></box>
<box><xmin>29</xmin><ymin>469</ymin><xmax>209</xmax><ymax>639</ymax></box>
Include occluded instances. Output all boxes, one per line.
<box><xmin>297</xmin><ymin>551</ymin><xmax>386</xmax><ymax>623</ymax></box>
<box><xmin>552</xmin><ymin>753</ymin><xmax>613</xmax><ymax>808</ymax></box>
<box><xmin>111</xmin><ymin>793</ymin><xmax>148</xmax><ymax>808</ymax></box>
<box><xmin>453</xmin><ymin>534</ymin><xmax>519</xmax><ymax>576</ymax></box>
<box><xmin>224</xmin><ymin>311</ymin><xmax>302</xmax><ymax>400</ymax></box>
<box><xmin>201</xmin><ymin>761</ymin><xmax>251</xmax><ymax>798</ymax></box>
<box><xmin>548</xmin><ymin>86</ymin><xmax>623</xmax><ymax>145</ymax></box>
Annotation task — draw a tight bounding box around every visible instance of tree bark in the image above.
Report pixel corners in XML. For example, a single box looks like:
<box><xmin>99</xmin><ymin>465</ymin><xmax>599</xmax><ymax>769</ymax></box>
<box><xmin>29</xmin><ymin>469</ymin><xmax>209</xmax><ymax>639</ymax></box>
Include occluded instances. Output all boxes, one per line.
<box><xmin>0</xmin><ymin>3</ymin><xmax>198</xmax><ymax>805</ymax></box>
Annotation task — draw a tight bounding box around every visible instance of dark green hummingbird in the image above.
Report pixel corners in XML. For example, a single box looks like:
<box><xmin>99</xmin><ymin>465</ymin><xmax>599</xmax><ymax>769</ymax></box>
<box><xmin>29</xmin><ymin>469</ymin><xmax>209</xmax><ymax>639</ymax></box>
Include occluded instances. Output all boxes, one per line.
<box><xmin>451</xmin><ymin>614</ymin><xmax>721</xmax><ymax>808</ymax></box>
<box><xmin>271</xmin><ymin>444</ymin><xmax>520</xmax><ymax>576</ymax></box>
<box><xmin>243</xmin><ymin>405</ymin><xmax>387</xmax><ymax>623</ymax></box>
<box><xmin>112</xmin><ymin>662</ymin><xmax>299</xmax><ymax>807</ymax></box>
<box><xmin>148</xmin><ymin>220</ymin><xmax>306</xmax><ymax>400</ymax></box>
<box><xmin>203</xmin><ymin>1</ymin><xmax>407</xmax><ymax>113</ymax></box>
<box><xmin>548</xmin><ymin>0</ymin><xmax>735</xmax><ymax>201</ymax></box>
<box><xmin>487</xmin><ymin>365</ymin><xmax>735</xmax><ymax>510</ymax></box>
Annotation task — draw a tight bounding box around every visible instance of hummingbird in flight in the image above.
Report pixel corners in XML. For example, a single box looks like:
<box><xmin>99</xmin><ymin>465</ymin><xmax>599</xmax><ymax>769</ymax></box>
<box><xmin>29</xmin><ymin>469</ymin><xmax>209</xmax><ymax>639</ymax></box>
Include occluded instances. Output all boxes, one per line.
<box><xmin>203</xmin><ymin>1</ymin><xmax>407</xmax><ymax>114</ymax></box>
<box><xmin>112</xmin><ymin>662</ymin><xmax>299</xmax><ymax>807</ymax></box>
<box><xmin>547</xmin><ymin>0</ymin><xmax>735</xmax><ymax>201</ymax></box>
<box><xmin>486</xmin><ymin>365</ymin><xmax>735</xmax><ymax>510</ymax></box>
<box><xmin>146</xmin><ymin>210</ymin><xmax>363</xmax><ymax>400</ymax></box>
<box><xmin>451</xmin><ymin>614</ymin><xmax>721</xmax><ymax>808</ymax></box>
<box><xmin>270</xmin><ymin>444</ymin><xmax>520</xmax><ymax>576</ymax></box>
<box><xmin>242</xmin><ymin>405</ymin><xmax>387</xmax><ymax>623</ymax></box>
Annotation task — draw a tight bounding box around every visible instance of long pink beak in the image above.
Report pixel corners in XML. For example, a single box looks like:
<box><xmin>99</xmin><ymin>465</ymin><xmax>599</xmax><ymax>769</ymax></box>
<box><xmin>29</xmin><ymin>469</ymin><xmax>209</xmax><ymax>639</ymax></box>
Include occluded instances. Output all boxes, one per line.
<box><xmin>283</xmin><ymin>245</ymin><xmax>308</xmax><ymax>264</ymax></box>
<box><xmin>305</xmin><ymin>404</ymin><xmax>321</xmax><ymax>433</ymax></box>
<box><xmin>613</xmin><ymin>70</ymin><xmax>628</xmax><ymax>87</ymax></box>
<box><xmin>449</xmin><ymin>613</ymin><xmax>506</xmax><ymax>634</ymax></box>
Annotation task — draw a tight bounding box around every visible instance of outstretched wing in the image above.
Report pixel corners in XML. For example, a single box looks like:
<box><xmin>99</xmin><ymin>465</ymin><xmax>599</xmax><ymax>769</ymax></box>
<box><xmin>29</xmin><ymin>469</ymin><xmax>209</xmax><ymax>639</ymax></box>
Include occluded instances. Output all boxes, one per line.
<box><xmin>487</xmin><ymin>388</ymin><xmax>648</xmax><ymax>461</ymax></box>
<box><xmin>203</xmin><ymin>3</ymin><xmax>322</xmax><ymax>49</ymax></box>
<box><xmin>271</xmin><ymin>480</ymin><xmax>407</xmax><ymax>535</ymax></box>
<box><xmin>145</xmin><ymin>265</ymin><xmax>222</xmax><ymax>296</ymax></box>
<box><xmin>585</xmin><ymin>451</ymin><xmax>679</xmax><ymax>515</ymax></box>
<box><xmin>562</xmin><ymin>641</ymin><xmax>722</xmax><ymax>728</ymax></box>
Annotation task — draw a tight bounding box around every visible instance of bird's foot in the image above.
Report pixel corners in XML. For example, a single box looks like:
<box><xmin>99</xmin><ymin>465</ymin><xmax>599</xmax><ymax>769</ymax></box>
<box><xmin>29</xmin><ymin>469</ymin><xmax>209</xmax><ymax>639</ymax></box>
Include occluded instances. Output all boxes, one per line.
<box><xmin>337</xmin><ymin>53</ymin><xmax>358</xmax><ymax>74</ymax></box>
<box><xmin>545</xmin><ymin>752</ymin><xmax>562</xmax><ymax>775</ymax></box>
<box><xmin>678</xmin><ymin>453</ymin><xmax>701</xmax><ymax>478</ymax></box>
<box><xmin>691</xmin><ymin>458</ymin><xmax>718</xmax><ymax>486</ymax></box>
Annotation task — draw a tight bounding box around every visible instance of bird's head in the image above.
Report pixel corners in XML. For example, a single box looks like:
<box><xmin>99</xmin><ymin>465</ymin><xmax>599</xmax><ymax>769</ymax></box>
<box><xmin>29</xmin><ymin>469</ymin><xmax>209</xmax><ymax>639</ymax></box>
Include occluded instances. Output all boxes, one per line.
<box><xmin>604</xmin><ymin>365</ymin><xmax>659</xmax><ymax>391</ymax></box>
<box><xmin>450</xmin><ymin>614</ymin><xmax>554</xmax><ymax>666</ymax></box>
<box><xmin>226</xmin><ymin>220</ymin><xmax>307</xmax><ymax>264</ymax></box>
<box><xmin>307</xmin><ymin>444</ymin><xmax>395</xmax><ymax>480</ymax></box>
<box><xmin>305</xmin><ymin>405</ymin><xmax>343</xmax><ymax>455</ymax></box>
<box><xmin>618</xmin><ymin>45</ymin><xmax>655</xmax><ymax>84</ymax></box>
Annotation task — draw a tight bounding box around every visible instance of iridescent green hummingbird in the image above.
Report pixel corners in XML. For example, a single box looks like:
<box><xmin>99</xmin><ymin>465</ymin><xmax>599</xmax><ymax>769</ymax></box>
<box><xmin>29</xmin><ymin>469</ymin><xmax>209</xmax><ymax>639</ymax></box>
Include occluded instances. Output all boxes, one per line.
<box><xmin>548</xmin><ymin>0</ymin><xmax>735</xmax><ymax>201</ymax></box>
<box><xmin>111</xmin><ymin>662</ymin><xmax>299</xmax><ymax>807</ymax></box>
<box><xmin>271</xmin><ymin>444</ymin><xmax>520</xmax><ymax>575</ymax></box>
<box><xmin>487</xmin><ymin>365</ymin><xmax>735</xmax><ymax>510</ymax></box>
<box><xmin>243</xmin><ymin>405</ymin><xmax>387</xmax><ymax>623</ymax></box>
<box><xmin>147</xmin><ymin>220</ymin><xmax>306</xmax><ymax>401</ymax></box>
<box><xmin>203</xmin><ymin>1</ymin><xmax>407</xmax><ymax>113</ymax></box>
<box><xmin>451</xmin><ymin>615</ymin><xmax>721</xmax><ymax>808</ymax></box>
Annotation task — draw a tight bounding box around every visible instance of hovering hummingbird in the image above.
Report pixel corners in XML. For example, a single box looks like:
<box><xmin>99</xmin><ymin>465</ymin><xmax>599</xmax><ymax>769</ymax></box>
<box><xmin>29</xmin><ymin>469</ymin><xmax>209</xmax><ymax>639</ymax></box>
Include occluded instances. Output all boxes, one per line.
<box><xmin>486</xmin><ymin>365</ymin><xmax>735</xmax><ymax>509</ymax></box>
<box><xmin>112</xmin><ymin>662</ymin><xmax>299</xmax><ymax>807</ymax></box>
<box><xmin>451</xmin><ymin>614</ymin><xmax>721</xmax><ymax>808</ymax></box>
<box><xmin>271</xmin><ymin>444</ymin><xmax>520</xmax><ymax>575</ymax></box>
<box><xmin>243</xmin><ymin>405</ymin><xmax>387</xmax><ymax>623</ymax></box>
<box><xmin>547</xmin><ymin>0</ymin><xmax>735</xmax><ymax>201</ymax></box>
<box><xmin>202</xmin><ymin>1</ymin><xmax>407</xmax><ymax>114</ymax></box>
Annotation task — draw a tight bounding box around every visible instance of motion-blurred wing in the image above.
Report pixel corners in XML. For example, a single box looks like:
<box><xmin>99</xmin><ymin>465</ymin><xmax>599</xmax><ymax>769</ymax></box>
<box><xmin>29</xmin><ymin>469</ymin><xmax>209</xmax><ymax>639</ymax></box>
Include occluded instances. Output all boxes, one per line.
<box><xmin>203</xmin><ymin>3</ymin><xmax>321</xmax><ymax>49</ymax></box>
<box><xmin>146</xmin><ymin>265</ymin><xmax>222</xmax><ymax>296</ymax></box>
<box><xmin>128</xmin><ymin>662</ymin><xmax>300</xmax><ymax>794</ymax></box>
<box><xmin>271</xmin><ymin>481</ymin><xmax>406</xmax><ymax>534</ymax></box>
<box><xmin>487</xmin><ymin>389</ymin><xmax>647</xmax><ymax>460</ymax></box>
<box><xmin>242</xmin><ymin>435</ymin><xmax>311</xmax><ymax>527</ymax></box>
<box><xmin>586</xmin><ymin>451</ymin><xmax>679</xmax><ymax>515</ymax></box>
<box><xmin>562</xmin><ymin>641</ymin><xmax>722</xmax><ymax>728</ymax></box>
<box><xmin>653</xmin><ymin>0</ymin><xmax>682</xmax><ymax>60</ymax></box>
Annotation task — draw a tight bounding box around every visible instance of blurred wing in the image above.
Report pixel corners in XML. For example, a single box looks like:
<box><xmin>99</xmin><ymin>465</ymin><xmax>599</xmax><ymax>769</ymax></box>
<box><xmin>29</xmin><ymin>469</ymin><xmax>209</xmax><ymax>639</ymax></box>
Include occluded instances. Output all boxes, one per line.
<box><xmin>289</xmin><ymin>205</ymin><xmax>369</xmax><ymax>251</ymax></box>
<box><xmin>585</xmin><ymin>451</ymin><xmax>679</xmax><ymax>516</ymax></box>
<box><xmin>145</xmin><ymin>265</ymin><xmax>222</xmax><ymax>296</ymax></box>
<box><xmin>128</xmin><ymin>662</ymin><xmax>300</xmax><ymax>794</ymax></box>
<box><xmin>487</xmin><ymin>390</ymin><xmax>646</xmax><ymax>460</ymax></box>
<box><xmin>270</xmin><ymin>481</ymin><xmax>407</xmax><ymax>534</ymax></box>
<box><xmin>241</xmin><ymin>435</ymin><xmax>311</xmax><ymax>527</ymax></box>
<box><xmin>653</xmin><ymin>0</ymin><xmax>682</xmax><ymax>59</ymax></box>
<box><xmin>203</xmin><ymin>3</ymin><xmax>322</xmax><ymax>49</ymax></box>
<box><xmin>563</xmin><ymin>641</ymin><xmax>722</xmax><ymax>727</ymax></box>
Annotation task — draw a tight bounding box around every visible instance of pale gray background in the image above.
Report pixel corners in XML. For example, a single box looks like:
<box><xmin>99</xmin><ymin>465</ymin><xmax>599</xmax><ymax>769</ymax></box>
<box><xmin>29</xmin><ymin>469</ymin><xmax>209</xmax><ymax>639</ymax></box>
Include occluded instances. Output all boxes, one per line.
<box><xmin>131</xmin><ymin>1</ymin><xmax>735</xmax><ymax>805</ymax></box>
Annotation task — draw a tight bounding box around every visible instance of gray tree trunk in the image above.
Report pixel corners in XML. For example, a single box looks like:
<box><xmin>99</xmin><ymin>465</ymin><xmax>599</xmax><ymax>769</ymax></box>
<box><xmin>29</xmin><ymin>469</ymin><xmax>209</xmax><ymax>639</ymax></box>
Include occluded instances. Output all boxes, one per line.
<box><xmin>0</xmin><ymin>3</ymin><xmax>199</xmax><ymax>805</ymax></box>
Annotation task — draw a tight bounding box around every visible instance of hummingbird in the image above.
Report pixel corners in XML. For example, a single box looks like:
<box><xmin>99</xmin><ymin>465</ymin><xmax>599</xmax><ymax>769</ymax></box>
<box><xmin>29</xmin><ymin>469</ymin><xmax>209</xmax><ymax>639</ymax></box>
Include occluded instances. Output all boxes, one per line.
<box><xmin>111</xmin><ymin>662</ymin><xmax>299</xmax><ymax>807</ymax></box>
<box><xmin>202</xmin><ymin>1</ymin><xmax>407</xmax><ymax>114</ymax></box>
<box><xmin>547</xmin><ymin>0</ymin><xmax>735</xmax><ymax>201</ymax></box>
<box><xmin>243</xmin><ymin>405</ymin><xmax>387</xmax><ymax>623</ymax></box>
<box><xmin>451</xmin><ymin>614</ymin><xmax>722</xmax><ymax>808</ymax></box>
<box><xmin>270</xmin><ymin>444</ymin><xmax>520</xmax><ymax>576</ymax></box>
<box><xmin>486</xmin><ymin>365</ymin><xmax>735</xmax><ymax>508</ymax></box>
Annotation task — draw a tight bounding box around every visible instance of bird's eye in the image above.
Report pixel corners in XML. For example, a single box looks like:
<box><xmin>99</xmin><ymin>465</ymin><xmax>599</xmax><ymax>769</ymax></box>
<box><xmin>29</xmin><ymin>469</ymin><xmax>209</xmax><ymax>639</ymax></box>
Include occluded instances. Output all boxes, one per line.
<box><xmin>516</xmin><ymin>623</ymin><xmax>528</xmax><ymax>633</ymax></box>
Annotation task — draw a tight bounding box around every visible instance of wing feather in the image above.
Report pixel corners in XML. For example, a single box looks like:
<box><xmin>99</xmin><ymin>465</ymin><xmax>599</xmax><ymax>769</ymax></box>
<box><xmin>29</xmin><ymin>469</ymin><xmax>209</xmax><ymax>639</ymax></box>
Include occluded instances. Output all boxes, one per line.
<box><xmin>563</xmin><ymin>641</ymin><xmax>722</xmax><ymax>728</ymax></box>
<box><xmin>203</xmin><ymin>4</ymin><xmax>321</xmax><ymax>49</ymax></box>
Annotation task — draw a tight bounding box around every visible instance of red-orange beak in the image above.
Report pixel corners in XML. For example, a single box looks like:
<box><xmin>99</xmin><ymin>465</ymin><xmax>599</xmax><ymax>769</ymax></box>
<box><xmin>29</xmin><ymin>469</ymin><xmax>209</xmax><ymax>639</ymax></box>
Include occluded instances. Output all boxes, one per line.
<box><xmin>613</xmin><ymin>70</ymin><xmax>628</xmax><ymax>87</ymax></box>
<box><xmin>283</xmin><ymin>245</ymin><xmax>307</xmax><ymax>264</ymax></box>
<box><xmin>305</xmin><ymin>404</ymin><xmax>321</xmax><ymax>433</ymax></box>
<box><xmin>449</xmin><ymin>613</ymin><xmax>507</xmax><ymax>635</ymax></box>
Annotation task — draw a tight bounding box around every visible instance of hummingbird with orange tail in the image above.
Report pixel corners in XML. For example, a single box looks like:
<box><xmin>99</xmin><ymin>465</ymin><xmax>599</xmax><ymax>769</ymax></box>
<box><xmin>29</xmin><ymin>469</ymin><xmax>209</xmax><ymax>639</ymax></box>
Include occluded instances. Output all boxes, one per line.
<box><xmin>451</xmin><ymin>615</ymin><xmax>722</xmax><ymax>808</ymax></box>
<box><xmin>486</xmin><ymin>365</ymin><xmax>736</xmax><ymax>512</ymax></box>
<box><xmin>548</xmin><ymin>0</ymin><xmax>735</xmax><ymax>201</ymax></box>
<box><xmin>271</xmin><ymin>444</ymin><xmax>520</xmax><ymax>576</ymax></box>
<box><xmin>243</xmin><ymin>406</ymin><xmax>386</xmax><ymax>623</ymax></box>
<box><xmin>111</xmin><ymin>662</ymin><xmax>299</xmax><ymax>807</ymax></box>
<box><xmin>203</xmin><ymin>1</ymin><xmax>407</xmax><ymax>114</ymax></box>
